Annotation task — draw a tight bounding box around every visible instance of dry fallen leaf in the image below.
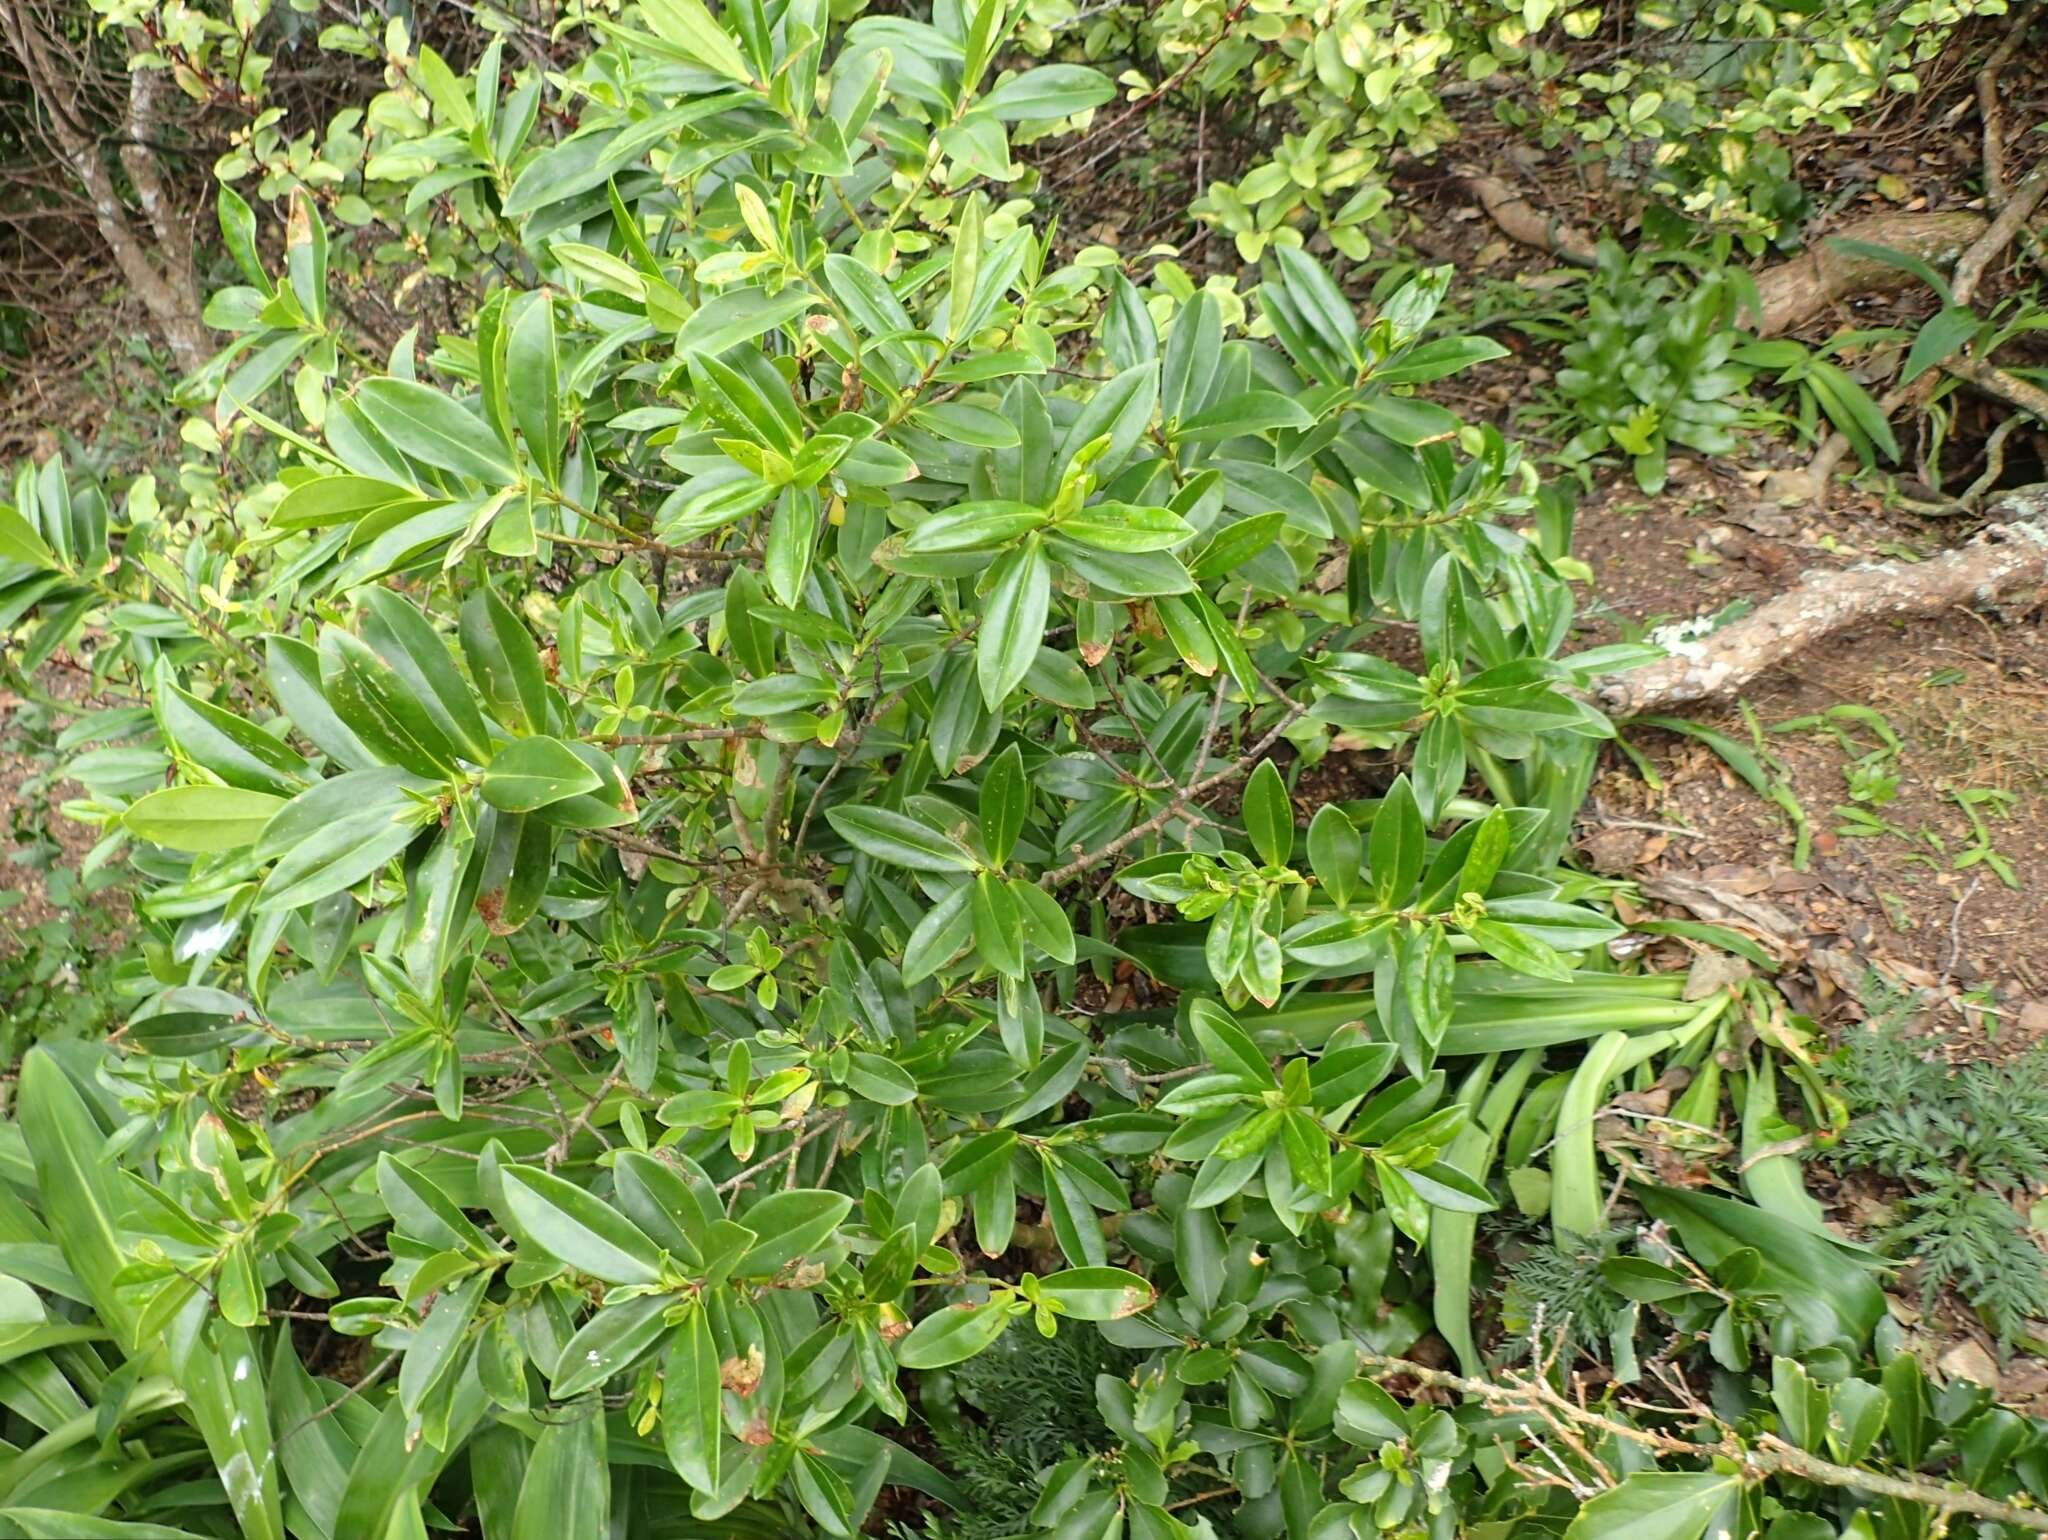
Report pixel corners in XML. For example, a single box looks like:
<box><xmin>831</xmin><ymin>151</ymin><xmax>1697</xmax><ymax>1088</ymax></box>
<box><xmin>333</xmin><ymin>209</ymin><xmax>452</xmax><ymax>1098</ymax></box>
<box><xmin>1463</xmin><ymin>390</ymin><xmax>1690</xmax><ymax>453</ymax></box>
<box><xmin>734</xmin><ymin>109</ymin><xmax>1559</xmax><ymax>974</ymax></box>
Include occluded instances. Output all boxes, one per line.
<box><xmin>2019</xmin><ymin>1000</ymin><xmax>2048</xmax><ymax>1039</ymax></box>
<box><xmin>1641</xmin><ymin>871</ymin><xmax>1806</xmax><ymax>958</ymax></box>
<box><xmin>1939</xmin><ymin>1337</ymin><xmax>2001</xmax><ymax>1391</ymax></box>
<box><xmin>1684</xmin><ymin>951</ymin><xmax>1753</xmax><ymax>1000</ymax></box>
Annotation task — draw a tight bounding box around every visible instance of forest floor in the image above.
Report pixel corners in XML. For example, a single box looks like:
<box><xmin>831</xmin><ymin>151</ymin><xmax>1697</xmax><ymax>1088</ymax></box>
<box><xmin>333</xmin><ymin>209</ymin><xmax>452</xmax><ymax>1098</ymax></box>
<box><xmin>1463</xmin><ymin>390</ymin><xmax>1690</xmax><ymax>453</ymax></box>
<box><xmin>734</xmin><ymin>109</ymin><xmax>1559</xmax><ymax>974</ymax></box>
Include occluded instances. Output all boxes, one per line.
<box><xmin>1579</xmin><ymin>483</ymin><xmax>2048</xmax><ymax>1048</ymax></box>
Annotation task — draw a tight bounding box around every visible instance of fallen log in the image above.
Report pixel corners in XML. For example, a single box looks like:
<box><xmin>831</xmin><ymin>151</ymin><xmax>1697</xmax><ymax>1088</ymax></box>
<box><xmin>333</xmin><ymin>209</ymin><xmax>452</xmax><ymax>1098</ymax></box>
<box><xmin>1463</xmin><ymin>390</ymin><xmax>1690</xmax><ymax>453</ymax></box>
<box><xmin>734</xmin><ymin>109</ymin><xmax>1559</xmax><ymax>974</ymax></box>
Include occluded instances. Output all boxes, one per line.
<box><xmin>1945</xmin><ymin>354</ymin><xmax>2048</xmax><ymax>424</ymax></box>
<box><xmin>1792</xmin><ymin>174</ymin><xmax>2046</xmax><ymax>500</ymax></box>
<box><xmin>1590</xmin><ymin>484</ymin><xmax>2048</xmax><ymax>716</ymax></box>
<box><xmin>1747</xmin><ymin>210</ymin><xmax>1988</xmax><ymax>336</ymax></box>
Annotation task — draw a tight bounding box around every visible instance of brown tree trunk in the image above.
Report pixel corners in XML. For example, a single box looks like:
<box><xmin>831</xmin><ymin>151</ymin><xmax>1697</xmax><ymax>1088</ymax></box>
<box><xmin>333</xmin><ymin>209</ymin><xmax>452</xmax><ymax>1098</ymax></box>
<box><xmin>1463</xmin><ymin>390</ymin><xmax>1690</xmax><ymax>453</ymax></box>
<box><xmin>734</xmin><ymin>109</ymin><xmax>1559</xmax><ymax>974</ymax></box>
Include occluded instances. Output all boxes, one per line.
<box><xmin>1459</xmin><ymin>168</ymin><xmax>1993</xmax><ymax>341</ymax></box>
<box><xmin>0</xmin><ymin>0</ymin><xmax>209</xmax><ymax>371</ymax></box>
<box><xmin>1459</xmin><ymin>172</ymin><xmax>1598</xmax><ymax>266</ymax></box>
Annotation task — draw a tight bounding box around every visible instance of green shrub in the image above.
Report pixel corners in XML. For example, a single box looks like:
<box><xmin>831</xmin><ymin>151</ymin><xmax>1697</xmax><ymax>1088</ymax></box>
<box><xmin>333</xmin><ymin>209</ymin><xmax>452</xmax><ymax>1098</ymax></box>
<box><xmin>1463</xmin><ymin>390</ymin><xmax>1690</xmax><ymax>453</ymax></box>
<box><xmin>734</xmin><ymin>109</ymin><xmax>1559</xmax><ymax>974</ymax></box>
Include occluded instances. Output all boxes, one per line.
<box><xmin>1055</xmin><ymin>0</ymin><xmax>2004</xmax><ymax>258</ymax></box>
<box><xmin>1507</xmin><ymin>231</ymin><xmax>1901</xmax><ymax>491</ymax></box>
<box><xmin>0</xmin><ymin>3</ymin><xmax>2044</xmax><ymax>1537</ymax></box>
<box><xmin>0</xmin><ymin>707</ymin><xmax>136</xmax><ymax>1059</ymax></box>
<box><xmin>1546</xmin><ymin>237</ymin><xmax>1755</xmax><ymax>493</ymax></box>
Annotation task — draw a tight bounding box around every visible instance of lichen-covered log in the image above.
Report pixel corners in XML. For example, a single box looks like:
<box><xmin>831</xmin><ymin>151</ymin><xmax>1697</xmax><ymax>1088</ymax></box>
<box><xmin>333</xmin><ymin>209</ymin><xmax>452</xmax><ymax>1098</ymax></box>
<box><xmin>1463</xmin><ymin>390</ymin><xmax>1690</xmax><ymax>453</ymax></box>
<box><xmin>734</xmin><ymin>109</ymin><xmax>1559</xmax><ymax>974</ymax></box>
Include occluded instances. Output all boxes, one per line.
<box><xmin>1592</xmin><ymin>485</ymin><xmax>2048</xmax><ymax>716</ymax></box>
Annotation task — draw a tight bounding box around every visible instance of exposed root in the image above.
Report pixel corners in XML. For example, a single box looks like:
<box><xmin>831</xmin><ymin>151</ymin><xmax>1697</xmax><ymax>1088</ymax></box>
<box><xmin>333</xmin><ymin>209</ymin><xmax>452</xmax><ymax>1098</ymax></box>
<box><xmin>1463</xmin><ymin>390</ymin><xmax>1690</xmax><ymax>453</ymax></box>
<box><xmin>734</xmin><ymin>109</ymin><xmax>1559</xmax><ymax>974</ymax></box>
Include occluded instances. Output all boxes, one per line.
<box><xmin>1463</xmin><ymin>173</ymin><xmax>1991</xmax><ymax>343</ymax></box>
<box><xmin>1459</xmin><ymin>171</ymin><xmax>1598</xmax><ymax>265</ymax></box>
<box><xmin>1748</xmin><ymin>210</ymin><xmax>1989</xmax><ymax>337</ymax></box>
<box><xmin>1800</xmin><ymin>165</ymin><xmax>2048</xmax><ymax>501</ymax></box>
<box><xmin>1978</xmin><ymin>8</ymin><xmax>2034</xmax><ymax>207</ymax></box>
<box><xmin>1591</xmin><ymin>484</ymin><xmax>2048</xmax><ymax>716</ymax></box>
<box><xmin>1945</xmin><ymin>355</ymin><xmax>2048</xmax><ymax>425</ymax></box>
<box><xmin>1955</xmin><ymin>162</ymin><xmax>2048</xmax><ymax>297</ymax></box>
<box><xmin>1960</xmin><ymin>415</ymin><xmax>2026</xmax><ymax>509</ymax></box>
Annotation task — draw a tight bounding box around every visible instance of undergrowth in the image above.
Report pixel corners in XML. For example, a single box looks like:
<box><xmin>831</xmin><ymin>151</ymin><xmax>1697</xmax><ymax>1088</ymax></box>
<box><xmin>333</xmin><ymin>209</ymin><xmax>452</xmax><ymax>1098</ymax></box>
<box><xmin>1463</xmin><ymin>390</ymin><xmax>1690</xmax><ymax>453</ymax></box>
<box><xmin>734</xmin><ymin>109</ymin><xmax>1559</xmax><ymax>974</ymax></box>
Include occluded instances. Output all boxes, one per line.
<box><xmin>1832</xmin><ymin>1014</ymin><xmax>2048</xmax><ymax>1347</ymax></box>
<box><xmin>0</xmin><ymin>703</ymin><xmax>134</xmax><ymax>1061</ymax></box>
<box><xmin>910</xmin><ymin>1328</ymin><xmax>1129</xmax><ymax>1539</ymax></box>
<box><xmin>1497</xmin><ymin>1227</ymin><xmax>1629</xmax><ymax>1368</ymax></box>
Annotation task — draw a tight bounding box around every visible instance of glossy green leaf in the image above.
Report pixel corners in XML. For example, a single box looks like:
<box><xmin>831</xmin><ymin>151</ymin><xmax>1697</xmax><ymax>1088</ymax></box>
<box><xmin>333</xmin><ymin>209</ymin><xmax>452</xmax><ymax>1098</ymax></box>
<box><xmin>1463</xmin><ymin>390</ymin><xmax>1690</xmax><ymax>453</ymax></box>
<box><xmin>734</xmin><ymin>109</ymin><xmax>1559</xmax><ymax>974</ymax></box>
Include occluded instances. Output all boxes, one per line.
<box><xmin>896</xmin><ymin>1300</ymin><xmax>1017</xmax><ymax>1369</ymax></box>
<box><xmin>1037</xmin><ymin>1266</ymin><xmax>1155</xmax><ymax>1320</ymax></box>
<box><xmin>735</xmin><ymin>1189</ymin><xmax>852</xmax><ymax>1276</ymax></box>
<box><xmin>1369</xmin><ymin>774</ymin><xmax>1425</xmax><ymax>907</ymax></box>
<box><xmin>979</xmin><ymin>743</ymin><xmax>1027</xmax><ymax>866</ymax></box>
<box><xmin>1561</xmin><ymin>1472</ymin><xmax>1740</xmax><ymax>1540</ymax></box>
<box><xmin>1241</xmin><ymin>759</ymin><xmax>1292</xmax><ymax>867</ymax></box>
<box><xmin>511</xmin><ymin>1394</ymin><xmax>609</xmax><ymax>1540</ymax></box>
<box><xmin>459</xmin><ymin>585</ymin><xmax>550</xmax><ymax>734</ymax></box>
<box><xmin>18</xmin><ymin>1052</ymin><xmax>136</xmax><ymax>1343</ymax></box>
<box><xmin>980</xmin><ymin>64</ymin><xmax>1115</xmax><ymax>120</ymax></box>
<box><xmin>499</xmin><ymin>1164</ymin><xmax>665</xmax><ymax>1285</ymax></box>
<box><xmin>256</xmin><ymin>768</ymin><xmax>437</xmax><ymax>911</ymax></box>
<box><xmin>642</xmin><ymin>0</ymin><xmax>756</xmax><ymax>80</ymax></box>
<box><xmin>977</xmin><ymin>539</ymin><xmax>1051</xmax><ymax>709</ymax></box>
<box><xmin>508</xmin><ymin>295</ymin><xmax>563</xmax><ymax>483</ymax></box>
<box><xmin>481</xmin><ymin>736</ymin><xmax>603</xmax><ymax>811</ymax></box>
<box><xmin>826</xmin><ymin>806</ymin><xmax>977</xmax><ymax>873</ymax></box>
<box><xmin>1307</xmin><ymin>805</ymin><xmax>1361</xmax><ymax>907</ymax></box>
<box><xmin>123</xmin><ymin>785</ymin><xmax>285</xmax><ymax>852</ymax></box>
<box><xmin>550</xmin><ymin>1292</ymin><xmax>669</xmax><ymax>1398</ymax></box>
<box><xmin>355</xmin><ymin>378</ymin><xmax>517</xmax><ymax>483</ymax></box>
<box><xmin>0</xmin><ymin>506</ymin><xmax>57</xmax><ymax>569</ymax></box>
<box><xmin>1056</xmin><ymin>502</ymin><xmax>1194</xmax><ymax>553</ymax></box>
<box><xmin>1189</xmin><ymin>998</ymin><xmax>1276</xmax><ymax>1090</ymax></box>
<box><xmin>662</xmin><ymin>1304</ymin><xmax>721</xmax><ymax>1492</ymax></box>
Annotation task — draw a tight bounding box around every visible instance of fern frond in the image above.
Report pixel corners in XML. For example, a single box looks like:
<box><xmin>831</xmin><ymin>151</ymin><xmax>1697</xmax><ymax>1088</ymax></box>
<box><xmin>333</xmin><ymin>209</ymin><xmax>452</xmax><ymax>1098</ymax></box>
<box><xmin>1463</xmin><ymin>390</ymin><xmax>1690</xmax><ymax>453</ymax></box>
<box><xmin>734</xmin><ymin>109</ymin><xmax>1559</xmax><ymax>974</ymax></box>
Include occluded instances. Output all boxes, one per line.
<box><xmin>1832</xmin><ymin>1022</ymin><xmax>2048</xmax><ymax>1347</ymax></box>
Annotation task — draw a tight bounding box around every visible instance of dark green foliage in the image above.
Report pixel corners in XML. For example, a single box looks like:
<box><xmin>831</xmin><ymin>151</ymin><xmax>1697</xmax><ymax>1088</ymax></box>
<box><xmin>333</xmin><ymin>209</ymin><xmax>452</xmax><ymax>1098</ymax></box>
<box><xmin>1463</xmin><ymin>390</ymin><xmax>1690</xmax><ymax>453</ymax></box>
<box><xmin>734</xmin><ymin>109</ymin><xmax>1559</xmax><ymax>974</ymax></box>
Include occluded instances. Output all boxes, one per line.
<box><xmin>1894</xmin><ymin>1189</ymin><xmax>2048</xmax><ymax>1349</ymax></box>
<box><xmin>1547</xmin><ymin>238</ymin><xmax>1756</xmax><ymax>494</ymax></box>
<box><xmin>1832</xmin><ymin>1020</ymin><xmax>2048</xmax><ymax>1344</ymax></box>
<box><xmin>1497</xmin><ymin>1229</ymin><xmax>1629</xmax><ymax>1367</ymax></box>
<box><xmin>0</xmin><ymin>908</ymin><xmax>128</xmax><ymax>1060</ymax></box>
<box><xmin>913</xmin><ymin>1328</ymin><xmax>1128</xmax><ymax>1540</ymax></box>
<box><xmin>5</xmin><ymin>0</ymin><xmax>2048</xmax><ymax>1530</ymax></box>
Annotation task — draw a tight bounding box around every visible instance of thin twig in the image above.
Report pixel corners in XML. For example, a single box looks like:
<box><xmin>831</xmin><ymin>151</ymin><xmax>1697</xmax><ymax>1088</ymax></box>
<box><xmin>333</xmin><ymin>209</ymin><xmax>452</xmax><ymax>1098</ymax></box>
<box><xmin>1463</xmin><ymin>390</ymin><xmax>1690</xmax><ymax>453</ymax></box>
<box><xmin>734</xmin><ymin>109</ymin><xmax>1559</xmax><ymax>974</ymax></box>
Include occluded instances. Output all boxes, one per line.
<box><xmin>756</xmin><ymin>740</ymin><xmax>800</xmax><ymax>867</ymax></box>
<box><xmin>275</xmin><ymin>1350</ymin><xmax>397</xmax><ymax>1448</ymax></box>
<box><xmin>1941</xmin><ymin>873</ymin><xmax>1981</xmax><ymax>990</ymax></box>
<box><xmin>1356</xmin><ymin>1353</ymin><xmax>2048</xmax><ymax>1533</ymax></box>
<box><xmin>1042</xmin><ymin>0</ymin><xmax>1253</xmax><ymax>193</ymax></box>
<box><xmin>1977</xmin><ymin>8</ymin><xmax>2034</xmax><ymax>208</ymax></box>
<box><xmin>1945</xmin><ymin>354</ymin><xmax>2048</xmax><ymax>424</ymax></box>
<box><xmin>543</xmin><ymin>528</ymin><xmax>758</xmax><ymax>564</ymax></box>
<box><xmin>1960</xmin><ymin>414</ymin><xmax>2023</xmax><ymax>508</ymax></box>
<box><xmin>603</xmin><ymin>728</ymin><xmax>758</xmax><ymax>745</ymax></box>
<box><xmin>1953</xmin><ymin>161</ymin><xmax>2048</xmax><ymax>302</ymax></box>
<box><xmin>1041</xmin><ymin>699</ymin><xmax>1308</xmax><ymax>887</ymax></box>
<box><xmin>547</xmin><ymin>1065</ymin><xmax>626</xmax><ymax>1169</ymax></box>
<box><xmin>716</xmin><ymin>1112</ymin><xmax>845</xmax><ymax>1196</ymax></box>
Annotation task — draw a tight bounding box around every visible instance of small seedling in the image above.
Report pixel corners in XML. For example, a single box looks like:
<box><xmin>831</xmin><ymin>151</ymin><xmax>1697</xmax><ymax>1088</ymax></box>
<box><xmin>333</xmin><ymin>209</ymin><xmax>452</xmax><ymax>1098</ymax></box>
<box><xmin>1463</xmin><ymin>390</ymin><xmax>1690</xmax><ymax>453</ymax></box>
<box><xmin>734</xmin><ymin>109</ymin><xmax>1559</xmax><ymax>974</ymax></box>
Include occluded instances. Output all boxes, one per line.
<box><xmin>1949</xmin><ymin>785</ymin><xmax>2020</xmax><ymax>889</ymax></box>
